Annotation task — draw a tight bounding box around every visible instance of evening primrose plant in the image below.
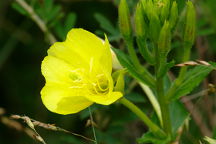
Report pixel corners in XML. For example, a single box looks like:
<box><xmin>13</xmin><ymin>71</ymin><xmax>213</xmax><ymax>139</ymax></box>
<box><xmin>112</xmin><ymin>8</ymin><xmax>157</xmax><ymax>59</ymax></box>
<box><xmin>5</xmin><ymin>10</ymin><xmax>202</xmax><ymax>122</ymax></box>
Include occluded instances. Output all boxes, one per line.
<box><xmin>38</xmin><ymin>0</ymin><xmax>216</xmax><ymax>143</ymax></box>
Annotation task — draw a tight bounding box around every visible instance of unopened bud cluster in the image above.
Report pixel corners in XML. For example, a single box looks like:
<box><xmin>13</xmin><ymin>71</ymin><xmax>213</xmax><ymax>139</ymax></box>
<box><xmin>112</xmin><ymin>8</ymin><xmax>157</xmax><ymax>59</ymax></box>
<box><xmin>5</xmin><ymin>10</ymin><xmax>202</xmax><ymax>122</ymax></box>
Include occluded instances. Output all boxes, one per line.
<box><xmin>118</xmin><ymin>0</ymin><xmax>196</xmax><ymax>67</ymax></box>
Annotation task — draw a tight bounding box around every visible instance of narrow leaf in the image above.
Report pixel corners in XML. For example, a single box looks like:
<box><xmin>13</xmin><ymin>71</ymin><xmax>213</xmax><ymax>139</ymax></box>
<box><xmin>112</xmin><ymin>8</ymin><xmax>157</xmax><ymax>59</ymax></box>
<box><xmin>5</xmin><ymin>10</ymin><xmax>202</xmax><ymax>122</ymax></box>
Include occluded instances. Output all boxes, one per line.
<box><xmin>170</xmin><ymin>62</ymin><xmax>216</xmax><ymax>101</ymax></box>
<box><xmin>112</xmin><ymin>48</ymin><xmax>155</xmax><ymax>88</ymax></box>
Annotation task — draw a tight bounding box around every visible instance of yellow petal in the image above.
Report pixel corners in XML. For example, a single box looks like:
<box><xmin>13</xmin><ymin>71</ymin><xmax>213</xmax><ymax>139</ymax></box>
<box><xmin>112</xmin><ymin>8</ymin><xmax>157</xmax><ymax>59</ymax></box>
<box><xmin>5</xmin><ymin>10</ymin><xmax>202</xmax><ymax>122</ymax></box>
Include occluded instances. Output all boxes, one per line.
<box><xmin>41</xmin><ymin>56</ymin><xmax>85</xmax><ymax>85</ymax></box>
<box><xmin>85</xmin><ymin>91</ymin><xmax>123</xmax><ymax>105</ymax></box>
<box><xmin>65</xmin><ymin>28</ymin><xmax>112</xmax><ymax>74</ymax></box>
<box><xmin>41</xmin><ymin>83</ymin><xmax>93</xmax><ymax>114</ymax></box>
<box><xmin>47</xmin><ymin>42</ymin><xmax>89</xmax><ymax>70</ymax></box>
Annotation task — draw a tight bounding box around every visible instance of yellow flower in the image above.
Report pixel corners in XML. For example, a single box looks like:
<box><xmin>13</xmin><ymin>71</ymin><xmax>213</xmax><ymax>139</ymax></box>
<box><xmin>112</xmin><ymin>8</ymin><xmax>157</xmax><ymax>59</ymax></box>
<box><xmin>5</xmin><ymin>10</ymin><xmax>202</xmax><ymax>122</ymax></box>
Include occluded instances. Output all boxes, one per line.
<box><xmin>41</xmin><ymin>29</ymin><xmax>123</xmax><ymax>115</ymax></box>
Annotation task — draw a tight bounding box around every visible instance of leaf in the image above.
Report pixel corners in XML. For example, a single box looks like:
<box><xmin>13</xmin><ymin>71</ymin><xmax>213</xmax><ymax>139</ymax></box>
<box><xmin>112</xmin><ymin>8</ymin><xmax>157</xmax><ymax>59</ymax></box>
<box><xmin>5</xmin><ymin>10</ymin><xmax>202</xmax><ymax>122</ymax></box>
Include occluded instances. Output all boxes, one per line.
<box><xmin>12</xmin><ymin>3</ymin><xmax>28</xmax><ymax>16</ymax></box>
<box><xmin>137</xmin><ymin>131</ymin><xmax>170</xmax><ymax>144</ymax></box>
<box><xmin>94</xmin><ymin>13</ymin><xmax>118</xmax><ymax>35</ymax></box>
<box><xmin>170</xmin><ymin>62</ymin><xmax>216</xmax><ymax>101</ymax></box>
<box><xmin>170</xmin><ymin>101</ymin><xmax>189</xmax><ymax>133</ymax></box>
<box><xmin>64</xmin><ymin>12</ymin><xmax>77</xmax><ymax>31</ymax></box>
<box><xmin>112</xmin><ymin>48</ymin><xmax>155</xmax><ymax>88</ymax></box>
<box><xmin>125</xmin><ymin>92</ymin><xmax>146</xmax><ymax>103</ymax></box>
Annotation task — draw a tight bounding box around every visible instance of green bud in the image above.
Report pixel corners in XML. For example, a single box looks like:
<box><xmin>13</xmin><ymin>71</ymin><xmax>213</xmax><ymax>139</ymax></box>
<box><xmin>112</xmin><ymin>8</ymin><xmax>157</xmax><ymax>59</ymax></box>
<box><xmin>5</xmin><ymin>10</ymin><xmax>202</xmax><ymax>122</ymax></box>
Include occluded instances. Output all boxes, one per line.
<box><xmin>118</xmin><ymin>0</ymin><xmax>132</xmax><ymax>38</ymax></box>
<box><xmin>135</xmin><ymin>2</ymin><xmax>155</xmax><ymax>65</ymax></box>
<box><xmin>149</xmin><ymin>12</ymin><xmax>161</xmax><ymax>43</ymax></box>
<box><xmin>169</xmin><ymin>1</ymin><xmax>178</xmax><ymax>30</ymax></box>
<box><xmin>160</xmin><ymin>0</ymin><xmax>171</xmax><ymax>22</ymax></box>
<box><xmin>183</xmin><ymin>1</ymin><xmax>196</xmax><ymax>46</ymax></box>
<box><xmin>142</xmin><ymin>0</ymin><xmax>155</xmax><ymax>21</ymax></box>
<box><xmin>158</xmin><ymin>21</ymin><xmax>171</xmax><ymax>58</ymax></box>
<box><xmin>135</xmin><ymin>2</ymin><xmax>146</xmax><ymax>38</ymax></box>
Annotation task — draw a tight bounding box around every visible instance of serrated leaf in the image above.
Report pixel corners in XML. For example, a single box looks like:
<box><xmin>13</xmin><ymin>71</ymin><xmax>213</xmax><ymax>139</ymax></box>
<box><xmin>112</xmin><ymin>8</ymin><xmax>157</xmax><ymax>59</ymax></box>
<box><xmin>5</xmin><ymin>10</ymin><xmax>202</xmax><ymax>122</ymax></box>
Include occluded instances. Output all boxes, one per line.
<box><xmin>170</xmin><ymin>62</ymin><xmax>216</xmax><ymax>101</ymax></box>
<box><xmin>112</xmin><ymin>48</ymin><xmax>155</xmax><ymax>88</ymax></box>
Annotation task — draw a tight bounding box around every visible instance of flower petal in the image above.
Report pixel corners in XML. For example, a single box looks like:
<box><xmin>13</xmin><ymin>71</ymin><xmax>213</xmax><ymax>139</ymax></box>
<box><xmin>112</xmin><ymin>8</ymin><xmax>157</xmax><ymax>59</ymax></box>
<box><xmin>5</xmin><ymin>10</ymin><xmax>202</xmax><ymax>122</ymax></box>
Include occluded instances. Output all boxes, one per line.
<box><xmin>41</xmin><ymin>83</ymin><xmax>93</xmax><ymax>114</ymax></box>
<box><xmin>47</xmin><ymin>42</ymin><xmax>89</xmax><ymax>69</ymax></box>
<box><xmin>84</xmin><ymin>91</ymin><xmax>123</xmax><ymax>105</ymax></box>
<box><xmin>41</xmin><ymin>56</ymin><xmax>85</xmax><ymax>85</ymax></box>
<box><xmin>65</xmin><ymin>28</ymin><xmax>112</xmax><ymax>74</ymax></box>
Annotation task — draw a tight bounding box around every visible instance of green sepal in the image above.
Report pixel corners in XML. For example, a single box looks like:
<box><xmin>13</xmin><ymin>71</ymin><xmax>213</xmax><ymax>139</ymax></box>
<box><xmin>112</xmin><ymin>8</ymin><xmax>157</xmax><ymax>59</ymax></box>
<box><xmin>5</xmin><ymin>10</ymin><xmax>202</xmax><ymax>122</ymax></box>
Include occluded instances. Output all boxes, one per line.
<box><xmin>112</xmin><ymin>69</ymin><xmax>126</xmax><ymax>93</ymax></box>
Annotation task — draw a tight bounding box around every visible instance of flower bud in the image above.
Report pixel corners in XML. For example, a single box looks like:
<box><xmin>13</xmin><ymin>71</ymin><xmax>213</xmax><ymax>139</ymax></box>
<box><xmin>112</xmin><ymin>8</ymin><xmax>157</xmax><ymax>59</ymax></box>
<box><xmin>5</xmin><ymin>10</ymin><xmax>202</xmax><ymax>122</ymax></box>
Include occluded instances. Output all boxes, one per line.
<box><xmin>183</xmin><ymin>1</ymin><xmax>196</xmax><ymax>46</ymax></box>
<box><xmin>135</xmin><ymin>2</ymin><xmax>146</xmax><ymax>38</ymax></box>
<box><xmin>160</xmin><ymin>0</ymin><xmax>171</xmax><ymax>22</ymax></box>
<box><xmin>169</xmin><ymin>1</ymin><xmax>178</xmax><ymax>30</ymax></box>
<box><xmin>149</xmin><ymin>12</ymin><xmax>161</xmax><ymax>43</ymax></box>
<box><xmin>135</xmin><ymin>2</ymin><xmax>155</xmax><ymax>64</ymax></box>
<box><xmin>158</xmin><ymin>21</ymin><xmax>171</xmax><ymax>58</ymax></box>
<box><xmin>118</xmin><ymin>0</ymin><xmax>132</xmax><ymax>38</ymax></box>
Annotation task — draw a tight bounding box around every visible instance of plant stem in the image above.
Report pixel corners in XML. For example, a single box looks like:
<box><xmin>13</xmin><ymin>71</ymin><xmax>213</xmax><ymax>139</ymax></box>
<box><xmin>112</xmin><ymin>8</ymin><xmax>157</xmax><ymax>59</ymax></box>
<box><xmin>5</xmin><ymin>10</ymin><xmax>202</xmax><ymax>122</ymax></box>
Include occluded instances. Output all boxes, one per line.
<box><xmin>166</xmin><ymin>43</ymin><xmax>191</xmax><ymax>100</ymax></box>
<box><xmin>157</xmin><ymin>77</ymin><xmax>172</xmax><ymax>134</ymax></box>
<box><xmin>119</xmin><ymin>98</ymin><xmax>165</xmax><ymax>137</ymax></box>
<box><xmin>155</xmin><ymin>43</ymin><xmax>172</xmax><ymax>135</ymax></box>
<box><xmin>15</xmin><ymin>0</ymin><xmax>56</xmax><ymax>44</ymax></box>
<box><xmin>125</xmin><ymin>38</ymin><xmax>141</xmax><ymax>69</ymax></box>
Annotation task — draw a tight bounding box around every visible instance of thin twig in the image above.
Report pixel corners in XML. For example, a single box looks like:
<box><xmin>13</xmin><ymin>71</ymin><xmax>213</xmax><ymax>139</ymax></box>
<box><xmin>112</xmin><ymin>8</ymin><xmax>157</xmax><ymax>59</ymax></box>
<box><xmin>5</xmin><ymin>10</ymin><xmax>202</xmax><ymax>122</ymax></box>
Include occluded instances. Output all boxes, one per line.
<box><xmin>15</xmin><ymin>0</ymin><xmax>57</xmax><ymax>44</ymax></box>
<box><xmin>0</xmin><ymin>108</ymin><xmax>46</xmax><ymax>144</ymax></box>
<box><xmin>88</xmin><ymin>107</ymin><xmax>98</xmax><ymax>144</ymax></box>
<box><xmin>10</xmin><ymin>115</ymin><xmax>96</xmax><ymax>142</ymax></box>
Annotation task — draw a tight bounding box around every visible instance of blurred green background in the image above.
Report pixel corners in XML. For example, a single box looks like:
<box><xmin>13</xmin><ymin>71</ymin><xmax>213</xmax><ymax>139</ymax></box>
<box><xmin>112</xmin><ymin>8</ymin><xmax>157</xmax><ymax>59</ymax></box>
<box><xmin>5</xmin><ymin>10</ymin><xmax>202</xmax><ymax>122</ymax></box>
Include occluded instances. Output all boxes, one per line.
<box><xmin>1</xmin><ymin>0</ymin><xmax>216</xmax><ymax>144</ymax></box>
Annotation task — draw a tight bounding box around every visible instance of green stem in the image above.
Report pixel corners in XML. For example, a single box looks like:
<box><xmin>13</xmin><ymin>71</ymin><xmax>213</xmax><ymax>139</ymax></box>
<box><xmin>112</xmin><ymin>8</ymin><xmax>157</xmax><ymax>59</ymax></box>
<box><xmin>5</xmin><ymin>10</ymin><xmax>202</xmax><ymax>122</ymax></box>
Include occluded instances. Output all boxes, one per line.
<box><xmin>166</xmin><ymin>43</ymin><xmax>191</xmax><ymax>100</ymax></box>
<box><xmin>125</xmin><ymin>37</ymin><xmax>156</xmax><ymax>89</ymax></box>
<box><xmin>119</xmin><ymin>98</ymin><xmax>165</xmax><ymax>136</ymax></box>
<box><xmin>155</xmin><ymin>43</ymin><xmax>172</xmax><ymax>135</ymax></box>
<box><xmin>125</xmin><ymin>38</ymin><xmax>141</xmax><ymax>69</ymax></box>
<box><xmin>157</xmin><ymin>77</ymin><xmax>172</xmax><ymax>134</ymax></box>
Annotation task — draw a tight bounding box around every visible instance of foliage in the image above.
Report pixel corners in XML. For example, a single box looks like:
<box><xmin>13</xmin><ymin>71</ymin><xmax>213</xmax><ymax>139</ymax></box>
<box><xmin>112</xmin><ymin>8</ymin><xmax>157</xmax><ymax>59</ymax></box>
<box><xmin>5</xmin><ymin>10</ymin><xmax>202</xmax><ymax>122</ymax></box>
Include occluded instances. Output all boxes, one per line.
<box><xmin>1</xmin><ymin>0</ymin><xmax>216</xmax><ymax>144</ymax></box>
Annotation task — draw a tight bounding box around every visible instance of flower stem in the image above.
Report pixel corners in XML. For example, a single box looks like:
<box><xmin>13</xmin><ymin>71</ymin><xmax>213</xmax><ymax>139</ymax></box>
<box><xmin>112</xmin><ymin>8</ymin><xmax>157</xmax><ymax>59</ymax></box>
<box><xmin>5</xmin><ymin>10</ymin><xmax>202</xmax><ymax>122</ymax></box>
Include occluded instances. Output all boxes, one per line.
<box><xmin>155</xmin><ymin>43</ymin><xmax>172</xmax><ymax>135</ymax></box>
<box><xmin>119</xmin><ymin>97</ymin><xmax>165</xmax><ymax>136</ymax></box>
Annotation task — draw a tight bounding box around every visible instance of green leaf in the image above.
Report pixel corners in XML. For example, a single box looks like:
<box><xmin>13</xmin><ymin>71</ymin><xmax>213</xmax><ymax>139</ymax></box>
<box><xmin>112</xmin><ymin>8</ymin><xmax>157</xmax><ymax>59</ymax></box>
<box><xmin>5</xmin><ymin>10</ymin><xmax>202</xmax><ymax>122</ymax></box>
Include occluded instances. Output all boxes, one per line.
<box><xmin>94</xmin><ymin>13</ymin><xmax>118</xmax><ymax>35</ymax></box>
<box><xmin>170</xmin><ymin>101</ymin><xmax>189</xmax><ymax>133</ymax></box>
<box><xmin>170</xmin><ymin>62</ymin><xmax>216</xmax><ymax>101</ymax></box>
<box><xmin>137</xmin><ymin>131</ymin><xmax>170</xmax><ymax>144</ymax></box>
<box><xmin>125</xmin><ymin>92</ymin><xmax>146</xmax><ymax>103</ymax></box>
<box><xmin>12</xmin><ymin>3</ymin><xmax>28</xmax><ymax>16</ymax></box>
<box><xmin>64</xmin><ymin>12</ymin><xmax>77</xmax><ymax>31</ymax></box>
<box><xmin>112</xmin><ymin>48</ymin><xmax>155</xmax><ymax>88</ymax></box>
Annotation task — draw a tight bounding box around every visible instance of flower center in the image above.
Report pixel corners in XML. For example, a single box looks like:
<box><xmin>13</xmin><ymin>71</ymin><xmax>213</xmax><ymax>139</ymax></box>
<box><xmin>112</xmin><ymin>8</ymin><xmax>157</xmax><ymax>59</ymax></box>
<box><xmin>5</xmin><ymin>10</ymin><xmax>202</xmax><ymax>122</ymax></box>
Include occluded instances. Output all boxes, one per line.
<box><xmin>90</xmin><ymin>74</ymin><xmax>109</xmax><ymax>95</ymax></box>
